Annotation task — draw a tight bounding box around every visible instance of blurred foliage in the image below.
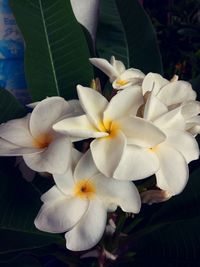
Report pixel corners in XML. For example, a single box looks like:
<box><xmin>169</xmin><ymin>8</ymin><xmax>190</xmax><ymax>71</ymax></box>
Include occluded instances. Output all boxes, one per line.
<box><xmin>144</xmin><ymin>0</ymin><xmax>200</xmax><ymax>80</ymax></box>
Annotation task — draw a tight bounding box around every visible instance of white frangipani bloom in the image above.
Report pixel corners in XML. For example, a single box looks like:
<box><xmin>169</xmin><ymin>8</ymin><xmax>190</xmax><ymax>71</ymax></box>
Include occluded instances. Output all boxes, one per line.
<box><xmin>0</xmin><ymin>97</ymin><xmax>74</xmax><ymax>174</ymax></box>
<box><xmin>53</xmin><ymin>85</ymin><xmax>166</xmax><ymax>179</ymax></box>
<box><xmin>89</xmin><ymin>56</ymin><xmax>145</xmax><ymax>90</ymax></box>
<box><xmin>34</xmin><ymin>150</ymin><xmax>141</xmax><ymax>251</ymax></box>
<box><xmin>139</xmin><ymin>92</ymin><xmax>200</xmax><ymax>195</ymax></box>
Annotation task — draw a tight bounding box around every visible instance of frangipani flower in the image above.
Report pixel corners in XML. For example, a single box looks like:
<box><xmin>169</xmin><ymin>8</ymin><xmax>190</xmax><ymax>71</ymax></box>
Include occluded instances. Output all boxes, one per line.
<box><xmin>89</xmin><ymin>56</ymin><xmax>145</xmax><ymax>90</ymax></box>
<box><xmin>142</xmin><ymin>72</ymin><xmax>196</xmax><ymax>109</ymax></box>
<box><xmin>0</xmin><ymin>97</ymin><xmax>73</xmax><ymax>174</ymax></box>
<box><xmin>138</xmin><ymin>93</ymin><xmax>200</xmax><ymax>195</ymax></box>
<box><xmin>34</xmin><ymin>150</ymin><xmax>141</xmax><ymax>251</ymax></box>
<box><xmin>53</xmin><ymin>85</ymin><xmax>165</xmax><ymax>179</ymax></box>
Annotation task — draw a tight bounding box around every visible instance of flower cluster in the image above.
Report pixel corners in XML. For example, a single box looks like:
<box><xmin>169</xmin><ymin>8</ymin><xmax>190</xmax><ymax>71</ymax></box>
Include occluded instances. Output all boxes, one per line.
<box><xmin>0</xmin><ymin>56</ymin><xmax>199</xmax><ymax>251</ymax></box>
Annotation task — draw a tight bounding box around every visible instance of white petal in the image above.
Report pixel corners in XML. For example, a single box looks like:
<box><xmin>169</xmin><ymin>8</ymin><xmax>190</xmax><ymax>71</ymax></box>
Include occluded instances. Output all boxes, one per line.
<box><xmin>113</xmin><ymin>69</ymin><xmax>144</xmax><ymax>89</ymax></box>
<box><xmin>113</xmin><ymin>145</ymin><xmax>159</xmax><ymax>180</ymax></box>
<box><xmin>163</xmin><ymin>129</ymin><xmax>199</xmax><ymax>163</ymax></box>
<box><xmin>142</xmin><ymin>73</ymin><xmax>169</xmax><ymax>95</ymax></box>
<box><xmin>0</xmin><ymin>114</ymin><xmax>34</xmax><ymax>147</ymax></box>
<box><xmin>35</xmin><ymin>197</ymin><xmax>88</xmax><ymax>233</ymax></box>
<box><xmin>71</xmin><ymin>148</ymin><xmax>82</xmax><ymax>169</ymax></box>
<box><xmin>41</xmin><ymin>185</ymin><xmax>65</xmax><ymax>203</ymax></box>
<box><xmin>104</xmin><ymin>86</ymin><xmax>143</xmax><ymax>121</ymax></box>
<box><xmin>53</xmin><ymin>168</ymin><xmax>75</xmax><ymax>195</ymax></box>
<box><xmin>0</xmin><ymin>139</ymin><xmax>41</xmax><ymax>155</ymax></box>
<box><xmin>92</xmin><ymin>173</ymin><xmax>141</xmax><ymax>213</ymax></box>
<box><xmin>68</xmin><ymin>99</ymin><xmax>84</xmax><ymax>116</ymax></box>
<box><xmin>155</xmin><ymin>144</ymin><xmax>189</xmax><ymax>195</ymax></box>
<box><xmin>154</xmin><ymin>107</ymin><xmax>185</xmax><ymax>130</ymax></box>
<box><xmin>23</xmin><ymin>137</ymin><xmax>72</xmax><ymax>174</ymax></box>
<box><xmin>74</xmin><ymin>150</ymin><xmax>99</xmax><ymax>181</ymax></box>
<box><xmin>118</xmin><ymin>116</ymin><xmax>166</xmax><ymax>147</ymax></box>
<box><xmin>70</xmin><ymin>0</ymin><xmax>100</xmax><ymax>41</ymax></box>
<box><xmin>65</xmin><ymin>198</ymin><xmax>107</xmax><ymax>251</ymax></box>
<box><xmin>30</xmin><ymin>97</ymin><xmax>71</xmax><ymax>137</ymax></box>
<box><xmin>53</xmin><ymin>115</ymin><xmax>107</xmax><ymax>139</ymax></box>
<box><xmin>89</xmin><ymin>58</ymin><xmax>118</xmax><ymax>81</ymax></box>
<box><xmin>186</xmin><ymin>116</ymin><xmax>200</xmax><ymax>135</ymax></box>
<box><xmin>110</xmin><ymin>56</ymin><xmax>126</xmax><ymax>74</ymax></box>
<box><xmin>143</xmin><ymin>93</ymin><xmax>168</xmax><ymax>121</ymax></box>
<box><xmin>157</xmin><ymin>81</ymin><xmax>196</xmax><ymax>106</ymax></box>
<box><xmin>181</xmin><ymin>101</ymin><xmax>200</xmax><ymax>120</ymax></box>
<box><xmin>77</xmin><ymin>85</ymin><xmax>108</xmax><ymax>128</ymax></box>
<box><xmin>90</xmin><ymin>131</ymin><xmax>126</xmax><ymax>177</ymax></box>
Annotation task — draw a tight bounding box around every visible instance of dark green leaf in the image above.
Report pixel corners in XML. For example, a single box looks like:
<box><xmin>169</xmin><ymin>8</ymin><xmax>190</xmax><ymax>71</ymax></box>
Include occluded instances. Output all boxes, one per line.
<box><xmin>10</xmin><ymin>0</ymin><xmax>94</xmax><ymax>101</ymax></box>
<box><xmin>97</xmin><ymin>0</ymin><xmax>163</xmax><ymax>74</ymax></box>
<box><xmin>0</xmin><ymin>90</ymin><xmax>26</xmax><ymax>123</ymax></box>
<box><xmin>0</xmin><ymin>157</ymin><xmax>63</xmax><ymax>245</ymax></box>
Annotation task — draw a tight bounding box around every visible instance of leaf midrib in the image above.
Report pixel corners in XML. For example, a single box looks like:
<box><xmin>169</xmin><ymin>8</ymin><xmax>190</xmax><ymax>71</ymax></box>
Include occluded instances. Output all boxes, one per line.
<box><xmin>38</xmin><ymin>0</ymin><xmax>59</xmax><ymax>96</ymax></box>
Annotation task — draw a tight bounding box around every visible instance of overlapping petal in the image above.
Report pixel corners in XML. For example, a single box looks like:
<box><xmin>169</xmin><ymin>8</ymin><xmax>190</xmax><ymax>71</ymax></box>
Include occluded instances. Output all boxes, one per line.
<box><xmin>163</xmin><ymin>129</ymin><xmax>199</xmax><ymax>163</ymax></box>
<box><xmin>113</xmin><ymin>69</ymin><xmax>144</xmax><ymax>89</ymax></box>
<box><xmin>0</xmin><ymin>114</ymin><xmax>33</xmax><ymax>147</ymax></box>
<box><xmin>89</xmin><ymin>57</ymin><xmax>119</xmax><ymax>81</ymax></box>
<box><xmin>142</xmin><ymin>73</ymin><xmax>169</xmax><ymax>95</ymax></box>
<box><xmin>65</xmin><ymin>199</ymin><xmax>107</xmax><ymax>251</ymax></box>
<box><xmin>157</xmin><ymin>81</ymin><xmax>196</xmax><ymax>106</ymax></box>
<box><xmin>0</xmin><ymin>139</ymin><xmax>41</xmax><ymax>155</ymax></box>
<box><xmin>77</xmin><ymin>85</ymin><xmax>108</xmax><ymax>128</ymax></box>
<box><xmin>30</xmin><ymin>97</ymin><xmax>72</xmax><ymax>137</ymax></box>
<box><xmin>74</xmin><ymin>150</ymin><xmax>99</xmax><ymax>181</ymax></box>
<box><xmin>92</xmin><ymin>173</ymin><xmax>141</xmax><ymax>213</ymax></box>
<box><xmin>155</xmin><ymin>144</ymin><xmax>189</xmax><ymax>195</ymax></box>
<box><xmin>143</xmin><ymin>93</ymin><xmax>168</xmax><ymax>121</ymax></box>
<box><xmin>90</xmin><ymin>131</ymin><xmax>126</xmax><ymax>177</ymax></box>
<box><xmin>117</xmin><ymin>116</ymin><xmax>166</xmax><ymax>147</ymax></box>
<box><xmin>53</xmin><ymin>115</ymin><xmax>107</xmax><ymax>139</ymax></box>
<box><xmin>23</xmin><ymin>137</ymin><xmax>72</xmax><ymax>174</ymax></box>
<box><xmin>113</xmin><ymin>145</ymin><xmax>159</xmax><ymax>180</ymax></box>
<box><xmin>35</xmin><ymin>197</ymin><xmax>88</xmax><ymax>233</ymax></box>
<box><xmin>103</xmin><ymin>86</ymin><xmax>143</xmax><ymax>121</ymax></box>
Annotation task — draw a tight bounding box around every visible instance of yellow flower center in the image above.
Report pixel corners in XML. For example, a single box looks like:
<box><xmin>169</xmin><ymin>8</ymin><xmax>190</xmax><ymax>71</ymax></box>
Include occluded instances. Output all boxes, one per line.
<box><xmin>33</xmin><ymin>133</ymin><xmax>54</xmax><ymax>149</ymax></box>
<box><xmin>99</xmin><ymin>120</ymin><xmax>120</xmax><ymax>139</ymax></box>
<box><xmin>148</xmin><ymin>145</ymin><xmax>159</xmax><ymax>153</ymax></box>
<box><xmin>116</xmin><ymin>79</ymin><xmax>129</xmax><ymax>86</ymax></box>
<box><xmin>74</xmin><ymin>179</ymin><xmax>96</xmax><ymax>199</ymax></box>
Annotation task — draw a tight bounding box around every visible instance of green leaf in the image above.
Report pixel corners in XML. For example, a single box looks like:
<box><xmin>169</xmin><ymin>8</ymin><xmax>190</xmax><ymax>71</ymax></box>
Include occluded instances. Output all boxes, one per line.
<box><xmin>0</xmin><ymin>230</ymin><xmax>61</xmax><ymax>255</ymax></box>
<box><xmin>0</xmin><ymin>90</ymin><xmax>26</xmax><ymax>123</ymax></box>
<box><xmin>0</xmin><ymin>157</ymin><xmax>63</xmax><ymax>247</ymax></box>
<box><xmin>96</xmin><ymin>0</ymin><xmax>163</xmax><ymax>74</ymax></box>
<box><xmin>10</xmin><ymin>0</ymin><xmax>94</xmax><ymax>101</ymax></box>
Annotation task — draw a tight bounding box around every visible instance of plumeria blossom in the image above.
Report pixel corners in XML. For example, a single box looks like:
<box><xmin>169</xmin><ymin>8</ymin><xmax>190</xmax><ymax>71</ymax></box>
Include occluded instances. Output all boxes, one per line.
<box><xmin>0</xmin><ymin>97</ymin><xmax>75</xmax><ymax>174</ymax></box>
<box><xmin>34</xmin><ymin>150</ymin><xmax>141</xmax><ymax>251</ymax></box>
<box><xmin>89</xmin><ymin>56</ymin><xmax>145</xmax><ymax>90</ymax></box>
<box><xmin>138</xmin><ymin>91</ymin><xmax>200</xmax><ymax>195</ymax></box>
<box><xmin>53</xmin><ymin>85</ymin><xmax>166</xmax><ymax>179</ymax></box>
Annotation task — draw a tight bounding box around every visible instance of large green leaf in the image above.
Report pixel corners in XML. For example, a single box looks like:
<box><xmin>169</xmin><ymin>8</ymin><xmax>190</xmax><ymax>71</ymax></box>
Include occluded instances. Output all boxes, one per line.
<box><xmin>96</xmin><ymin>0</ymin><xmax>163</xmax><ymax>74</ymax></box>
<box><xmin>0</xmin><ymin>90</ymin><xmax>26</xmax><ymax>123</ymax></box>
<box><xmin>9</xmin><ymin>0</ymin><xmax>94</xmax><ymax>101</ymax></box>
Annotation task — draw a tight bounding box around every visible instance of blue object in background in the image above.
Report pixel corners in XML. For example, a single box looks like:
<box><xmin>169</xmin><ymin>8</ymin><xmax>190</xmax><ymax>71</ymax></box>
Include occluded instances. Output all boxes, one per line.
<box><xmin>0</xmin><ymin>0</ymin><xmax>30</xmax><ymax>104</ymax></box>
